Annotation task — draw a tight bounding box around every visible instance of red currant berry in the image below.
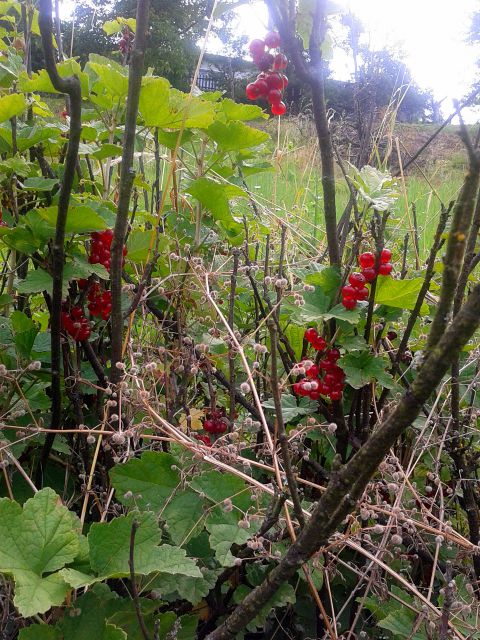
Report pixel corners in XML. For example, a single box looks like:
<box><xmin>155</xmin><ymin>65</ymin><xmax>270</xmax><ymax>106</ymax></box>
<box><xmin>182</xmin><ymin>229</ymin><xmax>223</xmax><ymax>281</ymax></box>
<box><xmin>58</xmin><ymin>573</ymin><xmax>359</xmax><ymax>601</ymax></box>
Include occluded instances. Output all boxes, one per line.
<box><xmin>329</xmin><ymin>390</ymin><xmax>342</xmax><ymax>401</ymax></box>
<box><xmin>267</xmin><ymin>89</ymin><xmax>282</xmax><ymax>104</ymax></box>
<box><xmin>246</xmin><ymin>82</ymin><xmax>260</xmax><ymax>100</ymax></box>
<box><xmin>271</xmin><ymin>101</ymin><xmax>286</xmax><ymax>116</ymax></box>
<box><xmin>265</xmin><ymin>73</ymin><xmax>284</xmax><ymax>90</ymax></box>
<box><xmin>342</xmin><ymin>285</ymin><xmax>357</xmax><ymax>299</ymax></box>
<box><xmin>378</xmin><ymin>262</ymin><xmax>392</xmax><ymax>276</ymax></box>
<box><xmin>342</xmin><ymin>297</ymin><xmax>357</xmax><ymax>310</ymax></box>
<box><xmin>264</xmin><ymin>31</ymin><xmax>281</xmax><ymax>48</ymax></box>
<box><xmin>355</xmin><ymin>286</ymin><xmax>369</xmax><ymax>301</ymax></box>
<box><xmin>273</xmin><ymin>53</ymin><xmax>288</xmax><ymax>70</ymax></box>
<box><xmin>293</xmin><ymin>382</ymin><xmax>303</xmax><ymax>396</ymax></box>
<box><xmin>306</xmin><ymin>364</ymin><xmax>319</xmax><ymax>378</ymax></box>
<box><xmin>254</xmin><ymin>79</ymin><xmax>268</xmax><ymax>97</ymax></box>
<box><xmin>387</xmin><ymin>330</ymin><xmax>397</xmax><ymax>340</ymax></box>
<box><xmin>348</xmin><ymin>272</ymin><xmax>366</xmax><ymax>288</ymax></box>
<box><xmin>358</xmin><ymin>252</ymin><xmax>375</xmax><ymax>269</ymax></box>
<box><xmin>309</xmin><ymin>391</ymin><xmax>321</xmax><ymax>401</ymax></box>
<box><xmin>203</xmin><ymin>419</ymin><xmax>216</xmax><ymax>433</ymax></box>
<box><xmin>327</xmin><ymin>348</ymin><xmax>340</xmax><ymax>362</ymax></box>
<box><xmin>195</xmin><ymin>434</ymin><xmax>212</xmax><ymax>446</ymax></box>
<box><xmin>312</xmin><ymin>336</ymin><xmax>327</xmax><ymax>351</ymax></box>
<box><xmin>249</xmin><ymin>39</ymin><xmax>265</xmax><ymax>58</ymax></box>
<box><xmin>361</xmin><ymin>267</ymin><xmax>377</xmax><ymax>282</ymax></box>
<box><xmin>319</xmin><ymin>359</ymin><xmax>333</xmax><ymax>371</ymax></box>
<box><xmin>304</xmin><ymin>327</ymin><xmax>318</xmax><ymax>343</ymax></box>
<box><xmin>380</xmin><ymin>248</ymin><xmax>392</xmax><ymax>263</ymax></box>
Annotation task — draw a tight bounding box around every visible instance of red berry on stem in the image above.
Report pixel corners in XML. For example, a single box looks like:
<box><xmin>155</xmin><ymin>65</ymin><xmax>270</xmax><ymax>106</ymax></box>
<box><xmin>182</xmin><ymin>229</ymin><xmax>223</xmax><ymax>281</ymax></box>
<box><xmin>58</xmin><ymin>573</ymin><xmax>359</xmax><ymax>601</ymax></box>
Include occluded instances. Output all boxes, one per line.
<box><xmin>312</xmin><ymin>336</ymin><xmax>327</xmax><ymax>351</ymax></box>
<box><xmin>362</xmin><ymin>267</ymin><xmax>377</xmax><ymax>282</ymax></box>
<box><xmin>359</xmin><ymin>252</ymin><xmax>375</xmax><ymax>269</ymax></box>
<box><xmin>265</xmin><ymin>73</ymin><xmax>284</xmax><ymax>90</ymax></box>
<box><xmin>306</xmin><ymin>364</ymin><xmax>319</xmax><ymax>378</ymax></box>
<box><xmin>304</xmin><ymin>327</ymin><xmax>318</xmax><ymax>343</ymax></box>
<box><xmin>378</xmin><ymin>262</ymin><xmax>392</xmax><ymax>276</ymax></box>
<box><xmin>342</xmin><ymin>297</ymin><xmax>356</xmax><ymax>310</ymax></box>
<box><xmin>355</xmin><ymin>286</ymin><xmax>369</xmax><ymax>301</ymax></box>
<box><xmin>342</xmin><ymin>285</ymin><xmax>357</xmax><ymax>299</ymax></box>
<box><xmin>348</xmin><ymin>272</ymin><xmax>366</xmax><ymax>288</ymax></box>
<box><xmin>246</xmin><ymin>82</ymin><xmax>260</xmax><ymax>100</ymax></box>
<box><xmin>387</xmin><ymin>330</ymin><xmax>397</xmax><ymax>340</ymax></box>
<box><xmin>381</xmin><ymin>248</ymin><xmax>392</xmax><ymax>263</ymax></box>
<box><xmin>271</xmin><ymin>101</ymin><xmax>286</xmax><ymax>116</ymax></box>
<box><xmin>273</xmin><ymin>53</ymin><xmax>288</xmax><ymax>70</ymax></box>
<box><xmin>329</xmin><ymin>390</ymin><xmax>342</xmax><ymax>401</ymax></box>
<box><xmin>254</xmin><ymin>79</ymin><xmax>268</xmax><ymax>97</ymax></box>
<box><xmin>267</xmin><ymin>89</ymin><xmax>282</xmax><ymax>104</ymax></box>
<box><xmin>327</xmin><ymin>348</ymin><xmax>340</xmax><ymax>362</ymax></box>
<box><xmin>249</xmin><ymin>39</ymin><xmax>265</xmax><ymax>58</ymax></box>
<box><xmin>264</xmin><ymin>31</ymin><xmax>281</xmax><ymax>48</ymax></box>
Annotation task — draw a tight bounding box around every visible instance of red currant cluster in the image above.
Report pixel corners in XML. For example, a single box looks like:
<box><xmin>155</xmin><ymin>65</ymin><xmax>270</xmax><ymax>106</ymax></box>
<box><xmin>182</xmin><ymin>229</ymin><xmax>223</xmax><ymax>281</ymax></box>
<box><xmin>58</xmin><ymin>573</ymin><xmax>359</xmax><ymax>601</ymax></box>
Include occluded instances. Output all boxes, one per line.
<box><xmin>203</xmin><ymin>407</ymin><xmax>227</xmax><ymax>435</ymax></box>
<box><xmin>342</xmin><ymin>249</ymin><xmax>393</xmax><ymax>310</ymax></box>
<box><xmin>119</xmin><ymin>27</ymin><xmax>133</xmax><ymax>56</ymax></box>
<box><xmin>246</xmin><ymin>32</ymin><xmax>288</xmax><ymax>116</ymax></box>
<box><xmin>195</xmin><ymin>434</ymin><xmax>212</xmax><ymax>447</ymax></box>
<box><xmin>87</xmin><ymin>283</ymin><xmax>112</xmax><ymax>321</ymax></box>
<box><xmin>304</xmin><ymin>327</ymin><xmax>327</xmax><ymax>351</ymax></box>
<box><xmin>89</xmin><ymin>230</ymin><xmax>127</xmax><ymax>272</ymax></box>
<box><xmin>61</xmin><ymin>306</ymin><xmax>91</xmax><ymax>342</ymax></box>
<box><xmin>293</xmin><ymin>341</ymin><xmax>345</xmax><ymax>402</ymax></box>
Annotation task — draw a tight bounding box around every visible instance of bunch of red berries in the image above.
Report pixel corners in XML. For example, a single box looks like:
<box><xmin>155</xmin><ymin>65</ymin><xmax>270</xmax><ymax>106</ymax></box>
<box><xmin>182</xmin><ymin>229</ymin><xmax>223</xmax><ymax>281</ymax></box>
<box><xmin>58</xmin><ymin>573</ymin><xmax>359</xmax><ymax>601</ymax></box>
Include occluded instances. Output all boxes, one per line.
<box><xmin>119</xmin><ymin>27</ymin><xmax>133</xmax><ymax>56</ymax></box>
<box><xmin>294</xmin><ymin>341</ymin><xmax>345</xmax><ymax>402</ymax></box>
<box><xmin>89</xmin><ymin>230</ymin><xmax>127</xmax><ymax>272</ymax></box>
<box><xmin>341</xmin><ymin>272</ymin><xmax>369</xmax><ymax>310</ymax></box>
<box><xmin>342</xmin><ymin>248</ymin><xmax>393</xmax><ymax>310</ymax></box>
<box><xmin>87</xmin><ymin>283</ymin><xmax>112</xmax><ymax>321</ymax></box>
<box><xmin>195</xmin><ymin>434</ymin><xmax>212</xmax><ymax>447</ymax></box>
<box><xmin>246</xmin><ymin>31</ymin><xmax>288</xmax><ymax>116</ymax></box>
<box><xmin>61</xmin><ymin>306</ymin><xmax>91</xmax><ymax>342</ymax></box>
<box><xmin>203</xmin><ymin>407</ymin><xmax>227</xmax><ymax>435</ymax></box>
<box><xmin>304</xmin><ymin>327</ymin><xmax>327</xmax><ymax>351</ymax></box>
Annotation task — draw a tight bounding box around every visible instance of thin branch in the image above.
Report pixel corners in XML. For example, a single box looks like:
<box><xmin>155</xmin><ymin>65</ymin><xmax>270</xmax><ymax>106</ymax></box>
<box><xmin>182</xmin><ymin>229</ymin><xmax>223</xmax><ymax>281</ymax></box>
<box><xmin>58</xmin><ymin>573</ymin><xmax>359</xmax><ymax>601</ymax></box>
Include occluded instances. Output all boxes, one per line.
<box><xmin>110</xmin><ymin>0</ymin><xmax>151</xmax><ymax>384</ymax></box>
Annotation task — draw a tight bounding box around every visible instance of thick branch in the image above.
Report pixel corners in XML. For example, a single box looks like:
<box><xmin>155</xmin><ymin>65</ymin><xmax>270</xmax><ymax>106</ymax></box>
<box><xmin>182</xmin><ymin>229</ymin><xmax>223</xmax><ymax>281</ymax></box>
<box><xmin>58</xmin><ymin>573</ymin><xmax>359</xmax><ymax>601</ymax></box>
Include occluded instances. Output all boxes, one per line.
<box><xmin>110</xmin><ymin>0</ymin><xmax>151</xmax><ymax>384</ymax></box>
<box><xmin>38</xmin><ymin>0</ymin><xmax>82</xmax><ymax>472</ymax></box>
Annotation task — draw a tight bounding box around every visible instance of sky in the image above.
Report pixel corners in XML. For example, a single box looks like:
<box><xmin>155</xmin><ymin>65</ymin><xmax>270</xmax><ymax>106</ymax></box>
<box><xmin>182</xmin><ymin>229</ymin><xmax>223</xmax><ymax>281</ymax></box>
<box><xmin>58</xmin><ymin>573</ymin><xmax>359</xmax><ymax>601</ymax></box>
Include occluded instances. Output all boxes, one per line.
<box><xmin>226</xmin><ymin>0</ymin><xmax>480</xmax><ymax>121</ymax></box>
<box><xmin>59</xmin><ymin>0</ymin><xmax>480</xmax><ymax>121</ymax></box>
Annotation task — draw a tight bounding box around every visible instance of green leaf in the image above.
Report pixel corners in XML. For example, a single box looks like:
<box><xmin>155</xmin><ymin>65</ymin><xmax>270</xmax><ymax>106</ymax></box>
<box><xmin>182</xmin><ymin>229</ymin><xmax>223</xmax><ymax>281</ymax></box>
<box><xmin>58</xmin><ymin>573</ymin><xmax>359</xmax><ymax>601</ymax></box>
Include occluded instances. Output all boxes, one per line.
<box><xmin>262</xmin><ymin>394</ymin><xmax>317</xmax><ymax>422</ymax></box>
<box><xmin>19</xmin><ymin>60</ymin><xmax>88</xmax><ymax>96</ymax></box>
<box><xmin>19</xmin><ymin>626</ymin><xmax>62</xmax><ymax>640</ymax></box>
<box><xmin>110</xmin><ymin>451</ymin><xmax>180</xmax><ymax>512</ymax></box>
<box><xmin>221</xmin><ymin>98</ymin><xmax>267</xmax><ymax>121</ymax></box>
<box><xmin>58</xmin><ymin>586</ymin><xmax>128</xmax><ymax>640</ymax></box>
<box><xmin>207</xmin><ymin>524</ymin><xmax>250</xmax><ymax>566</ymax></box>
<box><xmin>291</xmin><ymin>286</ymin><xmax>331</xmax><ymax>322</ymax></box>
<box><xmin>206</xmin><ymin>120</ymin><xmax>269</xmax><ymax>151</ymax></box>
<box><xmin>22</xmin><ymin>177</ymin><xmax>59</xmax><ymax>191</ymax></box>
<box><xmin>187</xmin><ymin>177</ymin><xmax>247</xmax><ymax>222</ymax></box>
<box><xmin>102</xmin><ymin>17</ymin><xmax>136</xmax><ymax>35</ymax></box>
<box><xmin>139</xmin><ymin>78</ymin><xmax>215</xmax><ymax>129</ymax></box>
<box><xmin>64</xmin><ymin>257</ymin><xmax>110</xmax><ymax>282</ymax></box>
<box><xmin>0</xmin><ymin>226</ymin><xmax>42</xmax><ymax>254</ymax></box>
<box><xmin>11</xmin><ymin>310</ymin><xmax>39</xmax><ymax>358</ymax></box>
<box><xmin>338</xmin><ymin>351</ymin><xmax>394</xmax><ymax>389</ymax></box>
<box><xmin>322</xmin><ymin>302</ymin><xmax>363</xmax><ymax>324</ymax></box>
<box><xmin>0</xmin><ymin>92</ymin><xmax>27</xmax><ymax>123</ymax></box>
<box><xmin>378</xmin><ymin>609</ymin><xmax>421</xmax><ymax>638</ymax></box>
<box><xmin>16</xmin><ymin>268</ymin><xmax>53</xmax><ymax>295</ymax></box>
<box><xmin>38</xmin><ymin>205</ymin><xmax>108</xmax><ymax>234</ymax></box>
<box><xmin>126</xmin><ymin>229</ymin><xmax>169</xmax><ymax>263</ymax></box>
<box><xmin>91</xmin><ymin>144</ymin><xmax>124</xmax><ymax>160</ymax></box>
<box><xmin>190</xmin><ymin>470</ymin><xmax>251</xmax><ymax>512</ymax></box>
<box><xmin>375</xmin><ymin>275</ymin><xmax>427</xmax><ymax>313</ymax></box>
<box><xmin>0</xmin><ymin>488</ymin><xmax>81</xmax><ymax>616</ymax></box>
<box><xmin>88</xmin><ymin>512</ymin><xmax>201</xmax><ymax>578</ymax></box>
<box><xmin>151</xmin><ymin>569</ymin><xmax>219</xmax><ymax>605</ymax></box>
<box><xmin>304</xmin><ymin>265</ymin><xmax>341</xmax><ymax>298</ymax></box>
<box><xmin>162</xmin><ymin>490</ymin><xmax>205</xmax><ymax>546</ymax></box>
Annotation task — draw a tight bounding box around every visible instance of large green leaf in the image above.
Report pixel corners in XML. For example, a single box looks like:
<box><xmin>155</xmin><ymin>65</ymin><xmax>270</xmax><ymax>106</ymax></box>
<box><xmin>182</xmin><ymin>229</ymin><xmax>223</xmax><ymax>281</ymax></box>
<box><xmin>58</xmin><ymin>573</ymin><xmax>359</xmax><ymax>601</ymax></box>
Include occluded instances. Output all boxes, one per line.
<box><xmin>0</xmin><ymin>488</ymin><xmax>81</xmax><ymax>616</ymax></box>
<box><xmin>150</xmin><ymin>568</ymin><xmax>220</xmax><ymax>605</ymax></box>
<box><xmin>207</xmin><ymin>524</ymin><xmax>250</xmax><ymax>566</ymax></box>
<box><xmin>88</xmin><ymin>512</ymin><xmax>201</xmax><ymax>578</ymax></box>
<box><xmin>221</xmin><ymin>98</ymin><xmax>267</xmax><ymax>121</ymax></box>
<box><xmin>110</xmin><ymin>451</ymin><xmax>180</xmax><ymax>512</ymax></box>
<box><xmin>0</xmin><ymin>92</ymin><xmax>27</xmax><ymax>123</ymax></box>
<box><xmin>233</xmin><ymin>582</ymin><xmax>296</xmax><ymax>630</ymax></box>
<box><xmin>338</xmin><ymin>351</ymin><xmax>394</xmax><ymax>389</ymax></box>
<box><xmin>375</xmin><ymin>275</ymin><xmax>427</xmax><ymax>313</ymax></box>
<box><xmin>206</xmin><ymin>120</ymin><xmax>269</xmax><ymax>150</ymax></box>
<box><xmin>186</xmin><ymin>177</ymin><xmax>247</xmax><ymax>222</ymax></box>
<box><xmin>19</xmin><ymin>626</ymin><xmax>62</xmax><ymax>640</ymax></box>
<box><xmin>16</xmin><ymin>268</ymin><xmax>53</xmax><ymax>295</ymax></box>
<box><xmin>190</xmin><ymin>470</ymin><xmax>251</xmax><ymax>512</ymax></box>
<box><xmin>162</xmin><ymin>490</ymin><xmax>205</xmax><ymax>546</ymax></box>
<box><xmin>38</xmin><ymin>205</ymin><xmax>108</xmax><ymax>234</ymax></box>
<box><xmin>262</xmin><ymin>394</ymin><xmax>317</xmax><ymax>422</ymax></box>
<box><xmin>19</xmin><ymin>60</ymin><xmax>89</xmax><ymax>96</ymax></box>
<box><xmin>139</xmin><ymin>78</ymin><xmax>215</xmax><ymax>129</ymax></box>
